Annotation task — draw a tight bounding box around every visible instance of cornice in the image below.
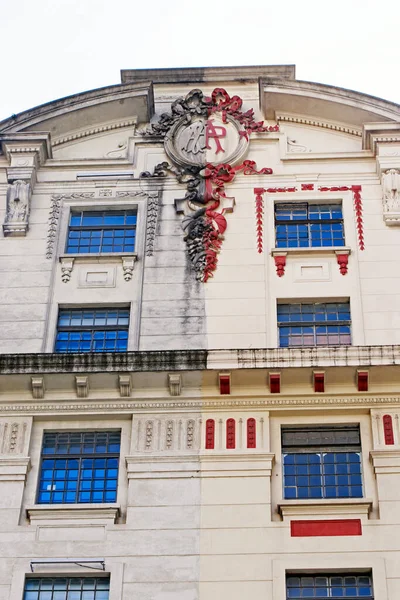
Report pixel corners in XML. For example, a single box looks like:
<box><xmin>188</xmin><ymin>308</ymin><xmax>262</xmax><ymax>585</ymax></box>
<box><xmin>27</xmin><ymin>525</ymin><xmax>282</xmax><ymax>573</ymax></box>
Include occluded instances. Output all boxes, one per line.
<box><xmin>277</xmin><ymin>114</ymin><xmax>362</xmax><ymax>137</ymax></box>
<box><xmin>1</xmin><ymin>395</ymin><xmax>400</xmax><ymax>415</ymax></box>
<box><xmin>52</xmin><ymin>119</ymin><xmax>137</xmax><ymax>147</ymax></box>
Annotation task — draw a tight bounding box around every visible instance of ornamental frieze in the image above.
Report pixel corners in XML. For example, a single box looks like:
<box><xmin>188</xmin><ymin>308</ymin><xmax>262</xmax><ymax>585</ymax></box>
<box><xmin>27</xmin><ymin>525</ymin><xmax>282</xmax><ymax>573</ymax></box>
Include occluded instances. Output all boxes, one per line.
<box><xmin>141</xmin><ymin>88</ymin><xmax>277</xmax><ymax>281</ymax></box>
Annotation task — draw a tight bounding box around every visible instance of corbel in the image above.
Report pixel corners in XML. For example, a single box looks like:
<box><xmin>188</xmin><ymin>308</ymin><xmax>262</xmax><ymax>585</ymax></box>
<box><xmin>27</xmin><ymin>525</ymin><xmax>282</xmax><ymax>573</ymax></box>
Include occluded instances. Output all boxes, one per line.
<box><xmin>118</xmin><ymin>375</ymin><xmax>132</xmax><ymax>397</ymax></box>
<box><xmin>219</xmin><ymin>372</ymin><xmax>231</xmax><ymax>395</ymax></box>
<box><xmin>313</xmin><ymin>371</ymin><xmax>325</xmax><ymax>393</ymax></box>
<box><xmin>168</xmin><ymin>373</ymin><xmax>182</xmax><ymax>397</ymax></box>
<box><xmin>121</xmin><ymin>255</ymin><xmax>137</xmax><ymax>281</ymax></box>
<box><xmin>271</xmin><ymin>251</ymin><xmax>287</xmax><ymax>277</ymax></box>
<box><xmin>31</xmin><ymin>376</ymin><xmax>45</xmax><ymax>399</ymax></box>
<box><xmin>60</xmin><ymin>257</ymin><xmax>75</xmax><ymax>283</ymax></box>
<box><xmin>269</xmin><ymin>372</ymin><xmax>281</xmax><ymax>393</ymax></box>
<box><xmin>335</xmin><ymin>249</ymin><xmax>350</xmax><ymax>275</ymax></box>
<box><xmin>75</xmin><ymin>376</ymin><xmax>89</xmax><ymax>398</ymax></box>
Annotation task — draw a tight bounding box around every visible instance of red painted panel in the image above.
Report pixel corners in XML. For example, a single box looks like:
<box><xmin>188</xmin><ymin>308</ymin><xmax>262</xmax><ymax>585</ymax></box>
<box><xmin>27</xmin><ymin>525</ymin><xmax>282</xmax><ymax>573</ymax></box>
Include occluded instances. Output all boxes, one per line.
<box><xmin>226</xmin><ymin>418</ymin><xmax>236</xmax><ymax>449</ymax></box>
<box><xmin>219</xmin><ymin>374</ymin><xmax>231</xmax><ymax>395</ymax></box>
<box><xmin>291</xmin><ymin>519</ymin><xmax>362</xmax><ymax>537</ymax></box>
<box><xmin>205</xmin><ymin>419</ymin><xmax>215</xmax><ymax>449</ymax></box>
<box><xmin>383</xmin><ymin>414</ymin><xmax>394</xmax><ymax>445</ymax></box>
<box><xmin>357</xmin><ymin>370</ymin><xmax>369</xmax><ymax>392</ymax></box>
<box><xmin>247</xmin><ymin>418</ymin><xmax>256</xmax><ymax>448</ymax></box>
<box><xmin>270</xmin><ymin>373</ymin><xmax>281</xmax><ymax>393</ymax></box>
<box><xmin>314</xmin><ymin>372</ymin><xmax>325</xmax><ymax>393</ymax></box>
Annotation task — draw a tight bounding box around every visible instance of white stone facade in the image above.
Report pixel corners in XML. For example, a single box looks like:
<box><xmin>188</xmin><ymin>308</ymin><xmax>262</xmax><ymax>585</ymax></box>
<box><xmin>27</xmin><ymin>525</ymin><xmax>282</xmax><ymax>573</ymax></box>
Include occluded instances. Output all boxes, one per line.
<box><xmin>0</xmin><ymin>65</ymin><xmax>399</xmax><ymax>600</ymax></box>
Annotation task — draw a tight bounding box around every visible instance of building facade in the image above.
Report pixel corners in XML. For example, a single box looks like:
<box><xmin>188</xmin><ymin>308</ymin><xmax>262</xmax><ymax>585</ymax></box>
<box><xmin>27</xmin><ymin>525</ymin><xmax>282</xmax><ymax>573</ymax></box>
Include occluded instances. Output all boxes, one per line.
<box><xmin>0</xmin><ymin>65</ymin><xmax>400</xmax><ymax>599</ymax></box>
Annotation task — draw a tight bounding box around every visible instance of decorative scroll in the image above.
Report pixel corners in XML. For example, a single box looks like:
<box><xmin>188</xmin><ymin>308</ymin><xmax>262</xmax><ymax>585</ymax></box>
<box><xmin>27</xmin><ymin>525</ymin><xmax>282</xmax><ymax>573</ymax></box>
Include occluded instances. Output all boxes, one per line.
<box><xmin>247</xmin><ymin>418</ymin><xmax>256</xmax><ymax>449</ymax></box>
<box><xmin>226</xmin><ymin>418</ymin><xmax>236</xmax><ymax>449</ymax></box>
<box><xmin>140</xmin><ymin>87</ymin><xmax>276</xmax><ymax>281</ymax></box>
<box><xmin>205</xmin><ymin>419</ymin><xmax>215</xmax><ymax>449</ymax></box>
<box><xmin>383</xmin><ymin>414</ymin><xmax>394</xmax><ymax>445</ymax></box>
<box><xmin>319</xmin><ymin>185</ymin><xmax>364</xmax><ymax>250</ymax></box>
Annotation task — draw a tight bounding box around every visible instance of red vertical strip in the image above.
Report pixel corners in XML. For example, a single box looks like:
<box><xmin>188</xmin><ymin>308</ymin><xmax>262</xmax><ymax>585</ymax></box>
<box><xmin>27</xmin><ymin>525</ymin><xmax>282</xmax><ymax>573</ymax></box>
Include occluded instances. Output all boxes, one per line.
<box><xmin>247</xmin><ymin>418</ymin><xmax>256</xmax><ymax>448</ymax></box>
<box><xmin>205</xmin><ymin>419</ymin><xmax>215</xmax><ymax>449</ymax></box>
<box><xmin>383</xmin><ymin>415</ymin><xmax>394</xmax><ymax>445</ymax></box>
<box><xmin>226</xmin><ymin>418</ymin><xmax>236</xmax><ymax>449</ymax></box>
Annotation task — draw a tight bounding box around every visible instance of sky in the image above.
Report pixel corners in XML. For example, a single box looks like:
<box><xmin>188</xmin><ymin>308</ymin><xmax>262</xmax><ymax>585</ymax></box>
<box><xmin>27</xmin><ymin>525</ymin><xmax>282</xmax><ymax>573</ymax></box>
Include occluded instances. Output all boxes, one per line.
<box><xmin>0</xmin><ymin>0</ymin><xmax>399</xmax><ymax>122</ymax></box>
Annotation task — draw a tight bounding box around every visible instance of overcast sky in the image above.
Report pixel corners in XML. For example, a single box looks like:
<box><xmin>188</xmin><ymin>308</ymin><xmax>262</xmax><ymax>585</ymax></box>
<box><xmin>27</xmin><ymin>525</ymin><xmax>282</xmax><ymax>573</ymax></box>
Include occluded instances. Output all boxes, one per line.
<box><xmin>0</xmin><ymin>0</ymin><xmax>399</xmax><ymax>122</ymax></box>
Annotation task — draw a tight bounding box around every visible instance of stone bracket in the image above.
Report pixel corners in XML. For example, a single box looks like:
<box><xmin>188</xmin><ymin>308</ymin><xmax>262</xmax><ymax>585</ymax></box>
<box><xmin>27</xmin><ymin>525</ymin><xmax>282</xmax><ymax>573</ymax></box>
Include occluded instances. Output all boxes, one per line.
<box><xmin>59</xmin><ymin>255</ymin><xmax>137</xmax><ymax>282</ymax></box>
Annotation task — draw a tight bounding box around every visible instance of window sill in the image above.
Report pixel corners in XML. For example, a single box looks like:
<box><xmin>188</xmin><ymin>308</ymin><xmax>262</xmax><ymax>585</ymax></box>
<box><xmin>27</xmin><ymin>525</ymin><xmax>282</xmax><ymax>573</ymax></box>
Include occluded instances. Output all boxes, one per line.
<box><xmin>271</xmin><ymin>247</ymin><xmax>351</xmax><ymax>256</ymax></box>
<box><xmin>26</xmin><ymin>504</ymin><xmax>120</xmax><ymax>524</ymax></box>
<box><xmin>278</xmin><ymin>498</ymin><xmax>373</xmax><ymax>521</ymax></box>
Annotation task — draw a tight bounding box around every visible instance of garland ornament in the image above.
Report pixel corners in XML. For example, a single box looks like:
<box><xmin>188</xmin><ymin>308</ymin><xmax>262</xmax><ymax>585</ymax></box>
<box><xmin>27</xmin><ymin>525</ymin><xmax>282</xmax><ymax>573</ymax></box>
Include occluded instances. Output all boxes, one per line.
<box><xmin>140</xmin><ymin>88</ymin><xmax>276</xmax><ymax>281</ymax></box>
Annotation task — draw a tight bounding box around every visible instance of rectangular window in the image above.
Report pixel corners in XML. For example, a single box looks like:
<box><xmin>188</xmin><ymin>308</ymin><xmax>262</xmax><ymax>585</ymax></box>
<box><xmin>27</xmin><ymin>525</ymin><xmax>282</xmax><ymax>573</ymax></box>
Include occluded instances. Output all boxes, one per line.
<box><xmin>55</xmin><ymin>308</ymin><xmax>130</xmax><ymax>353</ymax></box>
<box><xmin>24</xmin><ymin>578</ymin><xmax>110</xmax><ymax>600</ymax></box>
<box><xmin>275</xmin><ymin>203</ymin><xmax>344</xmax><ymax>248</ymax></box>
<box><xmin>277</xmin><ymin>302</ymin><xmax>351</xmax><ymax>347</ymax></box>
<box><xmin>286</xmin><ymin>573</ymin><xmax>373</xmax><ymax>599</ymax></box>
<box><xmin>37</xmin><ymin>431</ymin><xmax>120</xmax><ymax>504</ymax></box>
<box><xmin>282</xmin><ymin>425</ymin><xmax>363</xmax><ymax>500</ymax></box>
<box><xmin>66</xmin><ymin>210</ymin><xmax>137</xmax><ymax>254</ymax></box>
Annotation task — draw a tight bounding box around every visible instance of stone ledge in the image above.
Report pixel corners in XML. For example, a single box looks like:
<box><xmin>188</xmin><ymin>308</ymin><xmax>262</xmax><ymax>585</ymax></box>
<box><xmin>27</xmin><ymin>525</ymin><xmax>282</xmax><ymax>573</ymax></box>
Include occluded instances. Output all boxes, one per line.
<box><xmin>200</xmin><ymin>452</ymin><xmax>275</xmax><ymax>478</ymax></box>
<box><xmin>126</xmin><ymin>454</ymin><xmax>199</xmax><ymax>479</ymax></box>
<box><xmin>27</xmin><ymin>504</ymin><xmax>120</xmax><ymax>524</ymax></box>
<box><xmin>370</xmin><ymin>450</ymin><xmax>400</xmax><ymax>474</ymax></box>
<box><xmin>0</xmin><ymin>456</ymin><xmax>30</xmax><ymax>481</ymax></box>
<box><xmin>278</xmin><ymin>498</ymin><xmax>373</xmax><ymax>520</ymax></box>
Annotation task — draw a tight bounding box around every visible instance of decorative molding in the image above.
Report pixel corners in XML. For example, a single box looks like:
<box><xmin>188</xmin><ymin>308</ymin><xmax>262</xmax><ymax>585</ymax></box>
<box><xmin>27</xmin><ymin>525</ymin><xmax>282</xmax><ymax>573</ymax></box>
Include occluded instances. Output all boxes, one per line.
<box><xmin>168</xmin><ymin>374</ymin><xmax>182</xmax><ymax>397</ymax></box>
<box><xmin>0</xmin><ymin>419</ymin><xmax>29</xmax><ymax>454</ymax></box>
<box><xmin>52</xmin><ymin>120</ymin><xmax>137</xmax><ymax>147</ymax></box>
<box><xmin>247</xmin><ymin>418</ymin><xmax>256</xmax><ymax>449</ymax></box>
<box><xmin>319</xmin><ymin>185</ymin><xmax>364</xmax><ymax>250</ymax></box>
<box><xmin>75</xmin><ymin>376</ymin><xmax>89</xmax><ymax>398</ymax></box>
<box><xmin>165</xmin><ymin>420</ymin><xmax>174</xmax><ymax>449</ymax></box>
<box><xmin>0</xmin><ymin>456</ymin><xmax>31</xmax><ymax>481</ymax></box>
<box><xmin>205</xmin><ymin>419</ymin><xmax>215</xmax><ymax>450</ymax></box>
<box><xmin>226</xmin><ymin>418</ymin><xmax>236</xmax><ymax>449</ymax></box>
<box><xmin>60</xmin><ymin>257</ymin><xmax>74</xmax><ymax>283</ymax></box>
<box><xmin>186</xmin><ymin>419</ymin><xmax>195</xmax><ymax>449</ymax></box>
<box><xmin>2</xmin><ymin>395</ymin><xmax>400</xmax><ymax>415</ymax></box>
<box><xmin>287</xmin><ymin>138</ymin><xmax>311</xmax><ymax>153</ymax></box>
<box><xmin>145</xmin><ymin>420</ymin><xmax>153</xmax><ymax>450</ymax></box>
<box><xmin>383</xmin><ymin>414</ymin><xmax>394</xmax><ymax>445</ymax></box>
<box><xmin>277</xmin><ymin>114</ymin><xmax>362</xmax><ymax>137</ymax></box>
<box><xmin>31</xmin><ymin>377</ymin><xmax>45</xmax><ymax>399</ymax></box>
<box><xmin>254</xmin><ymin>187</ymin><xmax>265</xmax><ymax>253</ymax></box>
<box><xmin>118</xmin><ymin>375</ymin><xmax>131</xmax><ymax>398</ymax></box>
<box><xmin>370</xmin><ymin>449</ymin><xmax>400</xmax><ymax>474</ymax></box>
<box><xmin>145</xmin><ymin>193</ymin><xmax>159</xmax><ymax>256</ymax></box>
<box><xmin>46</xmin><ymin>193</ymin><xmax>94</xmax><ymax>259</ymax></box>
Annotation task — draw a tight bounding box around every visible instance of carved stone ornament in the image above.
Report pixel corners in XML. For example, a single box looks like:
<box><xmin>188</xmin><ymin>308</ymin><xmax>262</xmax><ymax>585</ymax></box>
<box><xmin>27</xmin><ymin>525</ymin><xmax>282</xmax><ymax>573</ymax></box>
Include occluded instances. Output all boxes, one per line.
<box><xmin>140</xmin><ymin>88</ymin><xmax>276</xmax><ymax>281</ymax></box>
<box><xmin>3</xmin><ymin>180</ymin><xmax>32</xmax><ymax>236</ymax></box>
<box><xmin>382</xmin><ymin>169</ymin><xmax>400</xmax><ymax>224</ymax></box>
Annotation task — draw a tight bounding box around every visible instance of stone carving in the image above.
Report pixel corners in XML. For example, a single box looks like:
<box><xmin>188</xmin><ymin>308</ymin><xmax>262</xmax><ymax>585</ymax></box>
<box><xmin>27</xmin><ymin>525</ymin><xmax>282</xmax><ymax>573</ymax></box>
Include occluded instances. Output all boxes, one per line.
<box><xmin>46</xmin><ymin>193</ymin><xmax>95</xmax><ymax>259</ymax></box>
<box><xmin>121</xmin><ymin>256</ymin><xmax>137</xmax><ymax>281</ymax></box>
<box><xmin>75</xmin><ymin>376</ymin><xmax>89</xmax><ymax>398</ymax></box>
<box><xmin>31</xmin><ymin>377</ymin><xmax>45</xmax><ymax>399</ymax></box>
<box><xmin>3</xmin><ymin>180</ymin><xmax>31</xmax><ymax>236</ymax></box>
<box><xmin>60</xmin><ymin>257</ymin><xmax>74</xmax><ymax>283</ymax></box>
<box><xmin>145</xmin><ymin>194</ymin><xmax>159</xmax><ymax>256</ymax></box>
<box><xmin>186</xmin><ymin>419</ymin><xmax>195</xmax><ymax>449</ymax></box>
<box><xmin>145</xmin><ymin>421</ymin><xmax>153</xmax><ymax>450</ymax></box>
<box><xmin>382</xmin><ymin>169</ymin><xmax>400</xmax><ymax>220</ymax></box>
<box><xmin>287</xmin><ymin>138</ymin><xmax>311</xmax><ymax>153</ymax></box>
<box><xmin>139</xmin><ymin>88</ymin><xmax>276</xmax><ymax>281</ymax></box>
<box><xmin>166</xmin><ymin>420</ymin><xmax>174</xmax><ymax>449</ymax></box>
<box><xmin>0</xmin><ymin>419</ymin><xmax>28</xmax><ymax>454</ymax></box>
<box><xmin>105</xmin><ymin>142</ymin><xmax>127</xmax><ymax>158</ymax></box>
<box><xmin>118</xmin><ymin>375</ymin><xmax>131</xmax><ymax>397</ymax></box>
<box><xmin>168</xmin><ymin>374</ymin><xmax>182</xmax><ymax>396</ymax></box>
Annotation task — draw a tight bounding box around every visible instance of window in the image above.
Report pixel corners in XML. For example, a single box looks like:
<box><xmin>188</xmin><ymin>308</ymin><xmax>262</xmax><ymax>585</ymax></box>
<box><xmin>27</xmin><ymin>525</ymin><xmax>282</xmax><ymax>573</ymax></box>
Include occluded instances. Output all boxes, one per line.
<box><xmin>24</xmin><ymin>578</ymin><xmax>110</xmax><ymax>600</ymax></box>
<box><xmin>275</xmin><ymin>203</ymin><xmax>344</xmax><ymax>248</ymax></box>
<box><xmin>55</xmin><ymin>308</ymin><xmax>130</xmax><ymax>353</ymax></box>
<box><xmin>37</xmin><ymin>431</ymin><xmax>120</xmax><ymax>504</ymax></box>
<box><xmin>286</xmin><ymin>574</ymin><xmax>373</xmax><ymax>599</ymax></box>
<box><xmin>277</xmin><ymin>302</ymin><xmax>351</xmax><ymax>347</ymax></box>
<box><xmin>282</xmin><ymin>425</ymin><xmax>363</xmax><ymax>500</ymax></box>
<box><xmin>66</xmin><ymin>210</ymin><xmax>137</xmax><ymax>254</ymax></box>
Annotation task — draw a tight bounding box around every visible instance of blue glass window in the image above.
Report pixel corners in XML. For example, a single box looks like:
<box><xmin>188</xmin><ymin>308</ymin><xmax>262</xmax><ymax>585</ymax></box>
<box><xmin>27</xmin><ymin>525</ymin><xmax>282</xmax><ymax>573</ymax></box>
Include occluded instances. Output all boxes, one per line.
<box><xmin>277</xmin><ymin>302</ymin><xmax>351</xmax><ymax>347</ymax></box>
<box><xmin>24</xmin><ymin>578</ymin><xmax>110</xmax><ymax>600</ymax></box>
<box><xmin>286</xmin><ymin>574</ymin><xmax>373</xmax><ymax>599</ymax></box>
<box><xmin>55</xmin><ymin>308</ymin><xmax>130</xmax><ymax>353</ymax></box>
<box><xmin>282</xmin><ymin>426</ymin><xmax>363</xmax><ymax>500</ymax></box>
<box><xmin>37</xmin><ymin>431</ymin><xmax>120</xmax><ymax>504</ymax></box>
<box><xmin>66</xmin><ymin>210</ymin><xmax>137</xmax><ymax>254</ymax></box>
<box><xmin>275</xmin><ymin>203</ymin><xmax>344</xmax><ymax>248</ymax></box>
